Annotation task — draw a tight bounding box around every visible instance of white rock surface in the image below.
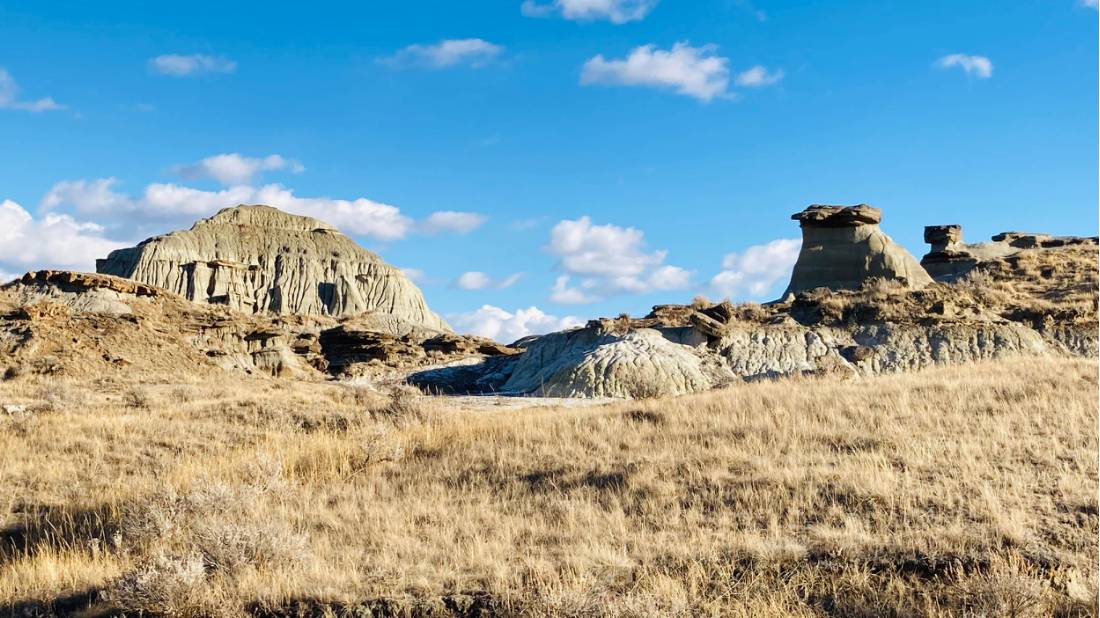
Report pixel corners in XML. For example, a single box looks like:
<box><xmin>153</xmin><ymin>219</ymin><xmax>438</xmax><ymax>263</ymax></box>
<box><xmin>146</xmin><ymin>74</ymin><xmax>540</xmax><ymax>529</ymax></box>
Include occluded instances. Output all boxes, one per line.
<box><xmin>502</xmin><ymin>328</ymin><xmax>713</xmax><ymax>398</ymax></box>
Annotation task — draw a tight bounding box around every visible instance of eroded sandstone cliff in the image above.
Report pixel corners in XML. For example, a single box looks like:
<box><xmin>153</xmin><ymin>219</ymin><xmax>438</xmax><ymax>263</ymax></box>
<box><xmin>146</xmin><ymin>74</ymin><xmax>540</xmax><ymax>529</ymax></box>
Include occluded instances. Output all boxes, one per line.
<box><xmin>96</xmin><ymin>205</ymin><xmax>449</xmax><ymax>330</ymax></box>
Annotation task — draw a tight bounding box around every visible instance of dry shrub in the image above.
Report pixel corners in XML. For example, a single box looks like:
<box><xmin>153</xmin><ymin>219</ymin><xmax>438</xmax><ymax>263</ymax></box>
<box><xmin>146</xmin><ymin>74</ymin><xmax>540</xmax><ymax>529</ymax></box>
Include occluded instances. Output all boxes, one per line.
<box><xmin>1</xmin><ymin>405</ymin><xmax>38</xmax><ymax>436</ymax></box>
<box><xmin>38</xmin><ymin>380</ymin><xmax>87</xmax><ymax>412</ymax></box>
<box><xmin>123</xmin><ymin>385</ymin><xmax>154</xmax><ymax>409</ymax></box>
<box><xmin>359</xmin><ymin>423</ymin><xmax>407</xmax><ymax>464</ymax></box>
<box><xmin>372</xmin><ymin>384</ymin><xmax>433</xmax><ymax>425</ymax></box>
<box><xmin>106</xmin><ymin>552</ymin><xmax>205</xmax><ymax>616</ymax></box>
<box><xmin>170</xmin><ymin>385</ymin><xmax>201</xmax><ymax>404</ymax></box>
<box><xmin>949</xmin><ymin>555</ymin><xmax>1053</xmax><ymax>618</ymax></box>
<box><xmin>118</xmin><ymin>460</ymin><xmax>308</xmax><ymax>577</ymax></box>
<box><xmin>191</xmin><ymin>517</ymin><xmax>309</xmax><ymax>574</ymax></box>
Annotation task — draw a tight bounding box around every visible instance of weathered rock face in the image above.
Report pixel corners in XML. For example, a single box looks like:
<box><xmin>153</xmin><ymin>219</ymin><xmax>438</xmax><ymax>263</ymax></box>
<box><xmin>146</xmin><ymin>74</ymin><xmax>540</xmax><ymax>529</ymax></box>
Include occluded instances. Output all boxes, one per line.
<box><xmin>96</xmin><ymin>205</ymin><xmax>449</xmax><ymax>331</ymax></box>
<box><xmin>410</xmin><ymin>239</ymin><xmax>1098</xmax><ymax>399</ymax></box>
<box><xmin>0</xmin><ymin>270</ymin><xmax>516</xmax><ymax>380</ymax></box>
<box><xmin>921</xmin><ymin>225</ymin><xmax>1098</xmax><ymax>281</ymax></box>
<box><xmin>499</xmin><ymin>326</ymin><xmax>715</xmax><ymax>398</ymax></box>
<box><xmin>784</xmin><ymin>204</ymin><xmax>932</xmax><ymax>295</ymax></box>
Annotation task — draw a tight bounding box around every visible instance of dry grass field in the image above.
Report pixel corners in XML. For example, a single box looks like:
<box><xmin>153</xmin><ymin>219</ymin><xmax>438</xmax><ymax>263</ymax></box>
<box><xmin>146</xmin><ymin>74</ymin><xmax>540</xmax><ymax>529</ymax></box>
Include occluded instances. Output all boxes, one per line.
<box><xmin>0</xmin><ymin>357</ymin><xmax>1096</xmax><ymax>617</ymax></box>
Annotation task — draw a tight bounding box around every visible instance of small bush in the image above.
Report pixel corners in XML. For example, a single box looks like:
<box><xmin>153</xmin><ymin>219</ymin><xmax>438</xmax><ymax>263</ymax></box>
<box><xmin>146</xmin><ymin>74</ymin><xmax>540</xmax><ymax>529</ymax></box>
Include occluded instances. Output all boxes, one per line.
<box><xmin>123</xmin><ymin>386</ymin><xmax>154</xmax><ymax>409</ymax></box>
<box><xmin>192</xmin><ymin>517</ymin><xmax>309</xmax><ymax>574</ymax></box>
<box><xmin>106</xmin><ymin>552</ymin><xmax>206</xmax><ymax>616</ymax></box>
<box><xmin>170</xmin><ymin>385</ymin><xmax>200</xmax><ymax>404</ymax></box>
<box><xmin>39</xmin><ymin>381</ymin><xmax>87</xmax><ymax>412</ymax></box>
<box><xmin>372</xmin><ymin>385</ymin><xmax>432</xmax><ymax>425</ymax></box>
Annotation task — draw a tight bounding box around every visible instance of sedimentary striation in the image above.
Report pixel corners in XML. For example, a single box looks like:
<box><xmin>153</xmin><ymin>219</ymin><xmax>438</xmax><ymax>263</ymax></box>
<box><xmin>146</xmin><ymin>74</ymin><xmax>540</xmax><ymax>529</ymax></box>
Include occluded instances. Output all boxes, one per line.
<box><xmin>97</xmin><ymin>205</ymin><xmax>449</xmax><ymax>330</ymax></box>
<box><xmin>784</xmin><ymin>204</ymin><xmax>932</xmax><ymax>295</ymax></box>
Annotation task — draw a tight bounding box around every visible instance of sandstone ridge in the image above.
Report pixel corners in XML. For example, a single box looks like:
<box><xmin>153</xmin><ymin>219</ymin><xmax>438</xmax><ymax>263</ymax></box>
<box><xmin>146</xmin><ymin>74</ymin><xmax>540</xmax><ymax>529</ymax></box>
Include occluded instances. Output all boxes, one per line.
<box><xmin>96</xmin><ymin>204</ymin><xmax>449</xmax><ymax>330</ymax></box>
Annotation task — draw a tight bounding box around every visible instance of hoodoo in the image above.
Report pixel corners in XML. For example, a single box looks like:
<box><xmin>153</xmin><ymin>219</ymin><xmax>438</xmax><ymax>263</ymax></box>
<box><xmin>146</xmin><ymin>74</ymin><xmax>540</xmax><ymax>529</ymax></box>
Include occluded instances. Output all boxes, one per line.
<box><xmin>783</xmin><ymin>204</ymin><xmax>932</xmax><ymax>295</ymax></box>
<box><xmin>96</xmin><ymin>204</ymin><xmax>450</xmax><ymax>330</ymax></box>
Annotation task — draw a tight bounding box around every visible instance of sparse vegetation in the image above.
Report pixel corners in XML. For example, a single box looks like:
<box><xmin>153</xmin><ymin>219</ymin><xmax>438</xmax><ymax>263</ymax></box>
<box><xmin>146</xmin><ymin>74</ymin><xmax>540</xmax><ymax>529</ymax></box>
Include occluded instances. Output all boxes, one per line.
<box><xmin>0</xmin><ymin>357</ymin><xmax>1095</xmax><ymax>616</ymax></box>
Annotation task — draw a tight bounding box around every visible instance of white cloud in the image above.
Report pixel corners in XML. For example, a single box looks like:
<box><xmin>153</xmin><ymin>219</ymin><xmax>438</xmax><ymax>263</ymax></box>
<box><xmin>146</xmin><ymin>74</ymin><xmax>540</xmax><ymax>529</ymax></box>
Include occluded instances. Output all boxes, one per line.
<box><xmin>546</xmin><ymin>216</ymin><xmax>690</xmax><ymax>303</ymax></box>
<box><xmin>449</xmin><ymin>304</ymin><xmax>582</xmax><ymax>342</ymax></box>
<box><xmin>456</xmin><ymin>271</ymin><xmax>492</xmax><ymax>290</ymax></box>
<box><xmin>454</xmin><ymin>271</ymin><xmax>523</xmax><ymax>290</ymax></box>
<box><xmin>734</xmin><ymin>65</ymin><xmax>784</xmax><ymax>87</ymax></box>
<box><xmin>40</xmin><ymin>178</ymin><xmax>131</xmax><ymax>213</ymax></box>
<box><xmin>174</xmin><ymin>153</ymin><xmax>303</xmax><ymax>185</ymax></box>
<box><xmin>380</xmin><ymin>39</ymin><xmax>503</xmax><ymax>69</ymax></box>
<box><xmin>149</xmin><ymin>54</ymin><xmax>237</xmax><ymax>77</ymax></box>
<box><xmin>401</xmin><ymin>267</ymin><xmax>426</xmax><ymax>282</ymax></box>
<box><xmin>935</xmin><ymin>54</ymin><xmax>993</xmax><ymax>79</ymax></box>
<box><xmin>709</xmin><ymin>238</ymin><xmax>801</xmax><ymax>299</ymax></box>
<box><xmin>521</xmin><ymin>0</ymin><xmax>658</xmax><ymax>23</ymax></box>
<box><xmin>39</xmin><ymin>178</ymin><xmax>485</xmax><ymax>242</ymax></box>
<box><xmin>0</xmin><ymin>67</ymin><xmax>63</xmax><ymax>112</ymax></box>
<box><xmin>1081</xmin><ymin>0</ymin><xmax>1097</xmax><ymax>9</ymax></box>
<box><xmin>550</xmin><ymin>275</ymin><xmax>597</xmax><ymax>304</ymax></box>
<box><xmin>0</xmin><ymin>199</ymin><xmax>128</xmax><ymax>272</ymax></box>
<box><xmin>418</xmin><ymin>210</ymin><xmax>487</xmax><ymax>235</ymax></box>
<box><xmin>581</xmin><ymin>43</ymin><xmax>731</xmax><ymax>102</ymax></box>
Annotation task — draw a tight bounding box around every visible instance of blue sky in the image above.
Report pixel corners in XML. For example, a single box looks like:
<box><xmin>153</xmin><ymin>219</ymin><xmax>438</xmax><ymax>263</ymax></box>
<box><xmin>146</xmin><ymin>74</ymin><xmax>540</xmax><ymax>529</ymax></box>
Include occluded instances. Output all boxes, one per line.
<box><xmin>0</xmin><ymin>0</ymin><xmax>1096</xmax><ymax>339</ymax></box>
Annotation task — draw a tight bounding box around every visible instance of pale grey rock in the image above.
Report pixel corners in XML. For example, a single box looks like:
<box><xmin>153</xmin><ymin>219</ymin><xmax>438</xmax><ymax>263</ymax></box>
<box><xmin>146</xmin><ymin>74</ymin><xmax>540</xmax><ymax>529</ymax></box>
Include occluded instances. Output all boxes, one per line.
<box><xmin>784</xmin><ymin>204</ymin><xmax>933</xmax><ymax>295</ymax></box>
<box><xmin>97</xmin><ymin>205</ymin><xmax>449</xmax><ymax>331</ymax></box>
<box><xmin>501</xmin><ymin>327</ymin><xmax>713</xmax><ymax>398</ymax></box>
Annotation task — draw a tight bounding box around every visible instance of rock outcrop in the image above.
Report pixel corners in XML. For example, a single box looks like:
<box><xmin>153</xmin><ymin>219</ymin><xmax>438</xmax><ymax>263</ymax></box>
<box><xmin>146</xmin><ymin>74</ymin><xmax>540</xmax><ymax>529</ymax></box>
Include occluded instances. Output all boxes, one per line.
<box><xmin>921</xmin><ymin>225</ymin><xmax>1098</xmax><ymax>281</ymax></box>
<box><xmin>410</xmin><ymin>239</ymin><xmax>1097</xmax><ymax>398</ymax></box>
<box><xmin>97</xmin><ymin>205</ymin><xmax>449</xmax><ymax>331</ymax></box>
<box><xmin>784</xmin><ymin>204</ymin><xmax>932</xmax><ymax>295</ymax></box>
<box><xmin>0</xmin><ymin>270</ymin><xmax>514</xmax><ymax>380</ymax></box>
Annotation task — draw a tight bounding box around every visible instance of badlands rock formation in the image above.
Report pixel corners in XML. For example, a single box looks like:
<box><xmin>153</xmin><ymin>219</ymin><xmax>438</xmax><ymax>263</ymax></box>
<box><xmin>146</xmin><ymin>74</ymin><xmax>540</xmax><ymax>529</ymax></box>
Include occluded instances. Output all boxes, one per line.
<box><xmin>411</xmin><ymin>234</ymin><xmax>1098</xmax><ymax>398</ymax></box>
<box><xmin>0</xmin><ymin>270</ymin><xmax>515</xmax><ymax>380</ymax></box>
<box><xmin>97</xmin><ymin>205</ymin><xmax>449</xmax><ymax>331</ymax></box>
<box><xmin>784</xmin><ymin>204</ymin><xmax>932</xmax><ymax>295</ymax></box>
<box><xmin>921</xmin><ymin>225</ymin><xmax>1098</xmax><ymax>280</ymax></box>
<box><xmin>1</xmin><ymin>203</ymin><xmax>1096</xmax><ymax>400</ymax></box>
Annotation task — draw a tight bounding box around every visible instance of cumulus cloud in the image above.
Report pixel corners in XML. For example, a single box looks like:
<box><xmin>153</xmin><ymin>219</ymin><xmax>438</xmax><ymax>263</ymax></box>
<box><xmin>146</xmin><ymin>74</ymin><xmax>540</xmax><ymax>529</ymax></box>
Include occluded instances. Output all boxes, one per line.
<box><xmin>709</xmin><ymin>238</ymin><xmax>801</xmax><ymax>299</ymax></box>
<box><xmin>149</xmin><ymin>54</ymin><xmax>237</xmax><ymax>76</ymax></box>
<box><xmin>581</xmin><ymin>43</ymin><xmax>731</xmax><ymax>102</ymax></box>
<box><xmin>174</xmin><ymin>153</ymin><xmax>303</xmax><ymax>185</ymax></box>
<box><xmin>39</xmin><ymin>178</ymin><xmax>485</xmax><ymax>242</ymax></box>
<box><xmin>1080</xmin><ymin>0</ymin><xmax>1098</xmax><ymax>8</ymax></box>
<box><xmin>935</xmin><ymin>54</ymin><xmax>993</xmax><ymax>79</ymax></box>
<box><xmin>734</xmin><ymin>65</ymin><xmax>784</xmax><ymax>87</ymax></box>
<box><xmin>380</xmin><ymin>39</ymin><xmax>503</xmax><ymax>69</ymax></box>
<box><xmin>448</xmin><ymin>304</ymin><xmax>582</xmax><ymax>343</ymax></box>
<box><xmin>521</xmin><ymin>0</ymin><xmax>658</xmax><ymax>23</ymax></box>
<box><xmin>454</xmin><ymin>271</ymin><xmax>523</xmax><ymax>290</ymax></box>
<box><xmin>0</xmin><ymin>199</ymin><xmax>128</xmax><ymax>273</ymax></box>
<box><xmin>0</xmin><ymin>68</ymin><xmax>63</xmax><ymax>112</ymax></box>
<box><xmin>418</xmin><ymin>211</ymin><xmax>487</xmax><ymax>235</ymax></box>
<box><xmin>546</xmin><ymin>216</ymin><xmax>691</xmax><ymax>304</ymax></box>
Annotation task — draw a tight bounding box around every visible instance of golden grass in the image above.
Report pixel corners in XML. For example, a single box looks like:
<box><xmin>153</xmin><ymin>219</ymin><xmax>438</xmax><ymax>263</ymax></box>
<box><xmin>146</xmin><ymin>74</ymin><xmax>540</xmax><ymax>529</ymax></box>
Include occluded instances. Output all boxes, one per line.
<box><xmin>0</xmin><ymin>357</ymin><xmax>1096</xmax><ymax>617</ymax></box>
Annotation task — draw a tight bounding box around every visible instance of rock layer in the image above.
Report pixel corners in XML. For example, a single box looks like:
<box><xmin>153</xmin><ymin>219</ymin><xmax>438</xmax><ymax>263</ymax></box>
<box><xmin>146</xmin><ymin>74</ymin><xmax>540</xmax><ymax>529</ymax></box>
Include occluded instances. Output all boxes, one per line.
<box><xmin>921</xmin><ymin>225</ymin><xmax>1098</xmax><ymax>281</ymax></box>
<box><xmin>97</xmin><ymin>205</ymin><xmax>449</xmax><ymax>330</ymax></box>
<box><xmin>784</xmin><ymin>204</ymin><xmax>932</xmax><ymax>295</ymax></box>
